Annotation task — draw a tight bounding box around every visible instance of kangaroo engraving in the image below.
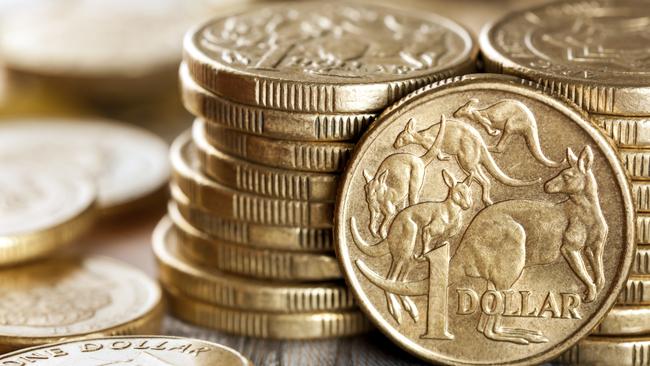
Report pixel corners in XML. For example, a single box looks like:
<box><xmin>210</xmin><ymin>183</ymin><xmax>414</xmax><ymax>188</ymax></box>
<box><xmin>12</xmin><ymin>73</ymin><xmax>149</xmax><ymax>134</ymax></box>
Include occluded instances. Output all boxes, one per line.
<box><xmin>365</xmin><ymin>117</ymin><xmax>449</xmax><ymax>238</ymax></box>
<box><xmin>454</xmin><ymin>99</ymin><xmax>561</xmax><ymax>167</ymax></box>
<box><xmin>394</xmin><ymin>117</ymin><xmax>538</xmax><ymax>206</ymax></box>
<box><xmin>353</xmin><ymin>169</ymin><xmax>473</xmax><ymax>324</ymax></box>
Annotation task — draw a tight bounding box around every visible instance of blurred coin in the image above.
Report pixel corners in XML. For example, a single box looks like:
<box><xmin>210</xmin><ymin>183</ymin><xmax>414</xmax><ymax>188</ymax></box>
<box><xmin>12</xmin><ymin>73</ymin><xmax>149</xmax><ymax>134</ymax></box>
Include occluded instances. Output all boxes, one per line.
<box><xmin>622</xmin><ymin>149</ymin><xmax>650</xmax><ymax>180</ymax></box>
<box><xmin>172</xmin><ymin>185</ymin><xmax>333</xmax><ymax>252</ymax></box>
<box><xmin>198</xmin><ymin>119</ymin><xmax>353</xmax><ymax>173</ymax></box>
<box><xmin>561</xmin><ymin>337</ymin><xmax>650</xmax><ymax>365</ymax></box>
<box><xmin>0</xmin><ymin>256</ymin><xmax>162</xmax><ymax>352</ymax></box>
<box><xmin>154</xmin><ymin>216</ymin><xmax>354</xmax><ymax>312</ymax></box>
<box><xmin>0</xmin><ymin>119</ymin><xmax>169</xmax><ymax>215</ymax></box>
<box><xmin>633</xmin><ymin>181</ymin><xmax>650</xmax><ymax>212</ymax></box>
<box><xmin>180</xmin><ymin>63</ymin><xmax>375</xmax><ymax>142</ymax></box>
<box><xmin>172</xmin><ymin>132</ymin><xmax>333</xmax><ymax>227</ymax></box>
<box><xmin>633</xmin><ymin>245</ymin><xmax>650</xmax><ymax>275</ymax></box>
<box><xmin>481</xmin><ymin>0</ymin><xmax>650</xmax><ymax>116</ymax></box>
<box><xmin>638</xmin><ymin>215</ymin><xmax>650</xmax><ymax>245</ymax></box>
<box><xmin>167</xmin><ymin>205</ymin><xmax>341</xmax><ymax>281</ymax></box>
<box><xmin>167</xmin><ymin>287</ymin><xmax>372</xmax><ymax>340</ymax></box>
<box><xmin>0</xmin><ymin>164</ymin><xmax>96</xmax><ymax>266</ymax></box>
<box><xmin>194</xmin><ymin>122</ymin><xmax>339</xmax><ymax>201</ymax></box>
<box><xmin>592</xmin><ymin>306</ymin><xmax>650</xmax><ymax>336</ymax></box>
<box><xmin>184</xmin><ymin>2</ymin><xmax>477</xmax><ymax>113</ymax></box>
<box><xmin>0</xmin><ymin>336</ymin><xmax>251</xmax><ymax>365</ymax></box>
<box><xmin>593</xmin><ymin>114</ymin><xmax>650</xmax><ymax>149</ymax></box>
<box><xmin>618</xmin><ymin>276</ymin><xmax>650</xmax><ymax>305</ymax></box>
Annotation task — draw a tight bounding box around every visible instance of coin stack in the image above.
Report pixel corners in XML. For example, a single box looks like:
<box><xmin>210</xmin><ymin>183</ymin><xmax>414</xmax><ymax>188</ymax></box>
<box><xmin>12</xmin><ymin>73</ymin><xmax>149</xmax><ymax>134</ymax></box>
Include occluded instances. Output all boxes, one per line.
<box><xmin>153</xmin><ymin>2</ymin><xmax>478</xmax><ymax>339</ymax></box>
<box><xmin>480</xmin><ymin>0</ymin><xmax>650</xmax><ymax>363</ymax></box>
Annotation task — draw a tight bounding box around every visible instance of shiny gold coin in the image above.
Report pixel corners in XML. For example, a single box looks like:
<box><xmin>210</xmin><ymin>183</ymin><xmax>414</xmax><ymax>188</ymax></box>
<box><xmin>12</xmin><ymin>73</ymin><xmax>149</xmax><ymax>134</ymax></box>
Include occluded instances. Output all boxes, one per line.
<box><xmin>0</xmin><ymin>256</ymin><xmax>163</xmax><ymax>352</ymax></box>
<box><xmin>622</xmin><ymin>149</ymin><xmax>650</xmax><ymax>180</ymax></box>
<box><xmin>592</xmin><ymin>306</ymin><xmax>650</xmax><ymax>336</ymax></box>
<box><xmin>184</xmin><ymin>2</ymin><xmax>477</xmax><ymax>113</ymax></box>
<box><xmin>0</xmin><ymin>336</ymin><xmax>252</xmax><ymax>365</ymax></box>
<box><xmin>172</xmin><ymin>132</ymin><xmax>333</xmax><ymax>228</ymax></box>
<box><xmin>618</xmin><ymin>276</ymin><xmax>650</xmax><ymax>305</ymax></box>
<box><xmin>593</xmin><ymin>114</ymin><xmax>650</xmax><ymax>149</ymax></box>
<box><xmin>193</xmin><ymin>122</ymin><xmax>339</xmax><ymax>202</ymax></box>
<box><xmin>336</xmin><ymin>74</ymin><xmax>634</xmax><ymax>365</ymax></box>
<box><xmin>167</xmin><ymin>287</ymin><xmax>372</xmax><ymax>340</ymax></box>
<box><xmin>633</xmin><ymin>181</ymin><xmax>650</xmax><ymax>212</ymax></box>
<box><xmin>561</xmin><ymin>336</ymin><xmax>650</xmax><ymax>365</ymax></box>
<box><xmin>180</xmin><ymin>63</ymin><xmax>375</xmax><ymax>142</ymax></box>
<box><xmin>638</xmin><ymin>214</ymin><xmax>650</xmax><ymax>245</ymax></box>
<box><xmin>172</xmin><ymin>185</ymin><xmax>333</xmax><ymax>252</ymax></box>
<box><xmin>0</xmin><ymin>164</ymin><xmax>96</xmax><ymax>266</ymax></box>
<box><xmin>154</xmin><ymin>216</ymin><xmax>354</xmax><ymax>312</ymax></box>
<box><xmin>197</xmin><ymin>119</ymin><xmax>353</xmax><ymax>174</ymax></box>
<box><xmin>633</xmin><ymin>245</ymin><xmax>650</xmax><ymax>275</ymax></box>
<box><xmin>0</xmin><ymin>119</ymin><xmax>170</xmax><ymax>214</ymax></box>
<box><xmin>168</xmin><ymin>203</ymin><xmax>342</xmax><ymax>281</ymax></box>
<box><xmin>481</xmin><ymin>0</ymin><xmax>650</xmax><ymax>116</ymax></box>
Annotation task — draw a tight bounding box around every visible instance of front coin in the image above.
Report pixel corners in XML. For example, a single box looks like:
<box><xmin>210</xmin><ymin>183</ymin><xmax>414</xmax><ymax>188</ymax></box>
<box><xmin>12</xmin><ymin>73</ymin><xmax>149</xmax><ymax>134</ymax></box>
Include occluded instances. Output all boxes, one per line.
<box><xmin>335</xmin><ymin>74</ymin><xmax>635</xmax><ymax>365</ymax></box>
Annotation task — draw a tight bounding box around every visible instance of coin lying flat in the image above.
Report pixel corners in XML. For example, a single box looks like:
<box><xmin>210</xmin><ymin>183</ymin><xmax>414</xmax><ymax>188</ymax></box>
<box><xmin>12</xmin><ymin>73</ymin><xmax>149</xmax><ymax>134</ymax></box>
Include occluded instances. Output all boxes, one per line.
<box><xmin>172</xmin><ymin>186</ymin><xmax>334</xmax><ymax>252</ymax></box>
<box><xmin>0</xmin><ymin>336</ymin><xmax>252</xmax><ymax>365</ymax></box>
<box><xmin>194</xmin><ymin>122</ymin><xmax>340</xmax><ymax>202</ymax></box>
<box><xmin>0</xmin><ymin>256</ymin><xmax>163</xmax><ymax>352</ymax></box>
<box><xmin>336</xmin><ymin>74</ymin><xmax>634</xmax><ymax>365</ymax></box>
<box><xmin>481</xmin><ymin>0</ymin><xmax>650</xmax><ymax>116</ymax></box>
<box><xmin>180</xmin><ymin>63</ymin><xmax>375</xmax><ymax>142</ymax></box>
<box><xmin>621</xmin><ymin>149</ymin><xmax>650</xmax><ymax>180</ymax></box>
<box><xmin>172</xmin><ymin>133</ymin><xmax>333</xmax><ymax>228</ymax></box>
<box><xmin>198</xmin><ymin>119</ymin><xmax>354</xmax><ymax>174</ymax></box>
<box><xmin>592</xmin><ymin>306</ymin><xmax>650</xmax><ymax>336</ymax></box>
<box><xmin>167</xmin><ymin>205</ymin><xmax>342</xmax><ymax>281</ymax></box>
<box><xmin>0</xmin><ymin>164</ymin><xmax>96</xmax><ymax>266</ymax></box>
<box><xmin>154</xmin><ymin>217</ymin><xmax>354</xmax><ymax>312</ymax></box>
<box><xmin>167</xmin><ymin>288</ymin><xmax>372</xmax><ymax>340</ymax></box>
<box><xmin>637</xmin><ymin>215</ymin><xmax>650</xmax><ymax>245</ymax></box>
<box><xmin>633</xmin><ymin>245</ymin><xmax>650</xmax><ymax>275</ymax></box>
<box><xmin>593</xmin><ymin>114</ymin><xmax>650</xmax><ymax>149</ymax></box>
<box><xmin>633</xmin><ymin>181</ymin><xmax>650</xmax><ymax>212</ymax></box>
<box><xmin>0</xmin><ymin>119</ymin><xmax>169</xmax><ymax>214</ymax></box>
<box><xmin>618</xmin><ymin>276</ymin><xmax>650</xmax><ymax>305</ymax></box>
<box><xmin>561</xmin><ymin>337</ymin><xmax>650</xmax><ymax>365</ymax></box>
<box><xmin>184</xmin><ymin>2</ymin><xmax>477</xmax><ymax>113</ymax></box>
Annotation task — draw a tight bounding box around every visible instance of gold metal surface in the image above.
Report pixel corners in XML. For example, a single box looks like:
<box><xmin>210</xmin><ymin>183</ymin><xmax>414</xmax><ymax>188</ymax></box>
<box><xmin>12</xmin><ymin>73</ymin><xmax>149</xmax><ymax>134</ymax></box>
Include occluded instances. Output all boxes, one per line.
<box><xmin>592</xmin><ymin>306</ymin><xmax>650</xmax><ymax>336</ymax></box>
<box><xmin>561</xmin><ymin>336</ymin><xmax>650</xmax><ymax>365</ymax></box>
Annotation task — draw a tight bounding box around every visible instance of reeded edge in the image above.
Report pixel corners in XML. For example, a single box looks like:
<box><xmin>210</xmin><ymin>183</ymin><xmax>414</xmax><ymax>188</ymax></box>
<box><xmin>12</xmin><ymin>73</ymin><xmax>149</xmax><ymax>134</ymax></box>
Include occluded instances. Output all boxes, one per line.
<box><xmin>0</xmin><ymin>261</ymin><xmax>164</xmax><ymax>352</ymax></box>
<box><xmin>183</xmin><ymin>1</ymin><xmax>478</xmax><ymax>113</ymax></box>
<box><xmin>479</xmin><ymin>1</ymin><xmax>650</xmax><ymax>116</ymax></box>
<box><xmin>334</xmin><ymin>73</ymin><xmax>636</xmax><ymax>366</ymax></box>
<box><xmin>0</xmin><ymin>335</ymin><xmax>252</xmax><ymax>365</ymax></box>
<box><xmin>152</xmin><ymin>216</ymin><xmax>354</xmax><ymax>312</ymax></box>
<box><xmin>560</xmin><ymin>336</ymin><xmax>650</xmax><ymax>365</ymax></box>
<box><xmin>592</xmin><ymin>305</ymin><xmax>650</xmax><ymax>336</ymax></box>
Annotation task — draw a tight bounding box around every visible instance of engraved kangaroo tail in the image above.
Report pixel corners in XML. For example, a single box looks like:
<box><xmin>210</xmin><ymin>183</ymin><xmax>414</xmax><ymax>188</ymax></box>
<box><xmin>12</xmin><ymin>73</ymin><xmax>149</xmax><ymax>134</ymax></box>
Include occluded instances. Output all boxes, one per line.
<box><xmin>480</xmin><ymin>145</ymin><xmax>540</xmax><ymax>186</ymax></box>
<box><xmin>523</xmin><ymin>127</ymin><xmax>563</xmax><ymax>168</ymax></box>
<box><xmin>350</xmin><ymin>217</ymin><xmax>389</xmax><ymax>257</ymax></box>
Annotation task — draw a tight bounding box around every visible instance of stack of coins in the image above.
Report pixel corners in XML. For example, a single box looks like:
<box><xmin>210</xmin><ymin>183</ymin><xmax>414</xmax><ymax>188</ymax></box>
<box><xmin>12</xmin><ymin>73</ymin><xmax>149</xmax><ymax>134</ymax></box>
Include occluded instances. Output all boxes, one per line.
<box><xmin>480</xmin><ymin>0</ymin><xmax>650</xmax><ymax>363</ymax></box>
<box><xmin>154</xmin><ymin>1</ymin><xmax>478</xmax><ymax>339</ymax></box>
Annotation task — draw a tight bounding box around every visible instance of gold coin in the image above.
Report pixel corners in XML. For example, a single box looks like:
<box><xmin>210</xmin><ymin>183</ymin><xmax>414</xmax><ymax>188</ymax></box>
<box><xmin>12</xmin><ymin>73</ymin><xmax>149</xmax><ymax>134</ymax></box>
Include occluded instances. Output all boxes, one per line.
<box><xmin>180</xmin><ymin>63</ymin><xmax>375</xmax><ymax>142</ymax></box>
<box><xmin>171</xmin><ymin>185</ymin><xmax>333</xmax><ymax>252</ymax></box>
<box><xmin>592</xmin><ymin>306</ymin><xmax>650</xmax><ymax>336</ymax></box>
<box><xmin>184</xmin><ymin>2</ymin><xmax>477</xmax><ymax>113</ymax></box>
<box><xmin>172</xmin><ymin>133</ymin><xmax>333</xmax><ymax>228</ymax></box>
<box><xmin>621</xmin><ymin>149</ymin><xmax>650</xmax><ymax>180</ymax></box>
<box><xmin>197</xmin><ymin>119</ymin><xmax>354</xmax><ymax>174</ymax></box>
<box><xmin>167</xmin><ymin>204</ymin><xmax>342</xmax><ymax>281</ymax></box>
<box><xmin>336</xmin><ymin>74</ymin><xmax>634</xmax><ymax>365</ymax></box>
<box><xmin>0</xmin><ymin>256</ymin><xmax>163</xmax><ymax>352</ymax></box>
<box><xmin>193</xmin><ymin>123</ymin><xmax>339</xmax><ymax>202</ymax></box>
<box><xmin>167</xmin><ymin>287</ymin><xmax>372</xmax><ymax>340</ymax></box>
<box><xmin>0</xmin><ymin>119</ymin><xmax>170</xmax><ymax>214</ymax></box>
<box><xmin>561</xmin><ymin>336</ymin><xmax>650</xmax><ymax>365</ymax></box>
<box><xmin>633</xmin><ymin>245</ymin><xmax>650</xmax><ymax>275</ymax></box>
<box><xmin>593</xmin><ymin>114</ymin><xmax>650</xmax><ymax>149</ymax></box>
<box><xmin>154</xmin><ymin>216</ymin><xmax>354</xmax><ymax>312</ymax></box>
<box><xmin>0</xmin><ymin>164</ymin><xmax>96</xmax><ymax>266</ymax></box>
<box><xmin>0</xmin><ymin>336</ymin><xmax>252</xmax><ymax>365</ymax></box>
<box><xmin>638</xmin><ymin>215</ymin><xmax>650</xmax><ymax>245</ymax></box>
<box><xmin>618</xmin><ymin>276</ymin><xmax>650</xmax><ymax>305</ymax></box>
<box><xmin>481</xmin><ymin>0</ymin><xmax>650</xmax><ymax>116</ymax></box>
<box><xmin>633</xmin><ymin>181</ymin><xmax>650</xmax><ymax>212</ymax></box>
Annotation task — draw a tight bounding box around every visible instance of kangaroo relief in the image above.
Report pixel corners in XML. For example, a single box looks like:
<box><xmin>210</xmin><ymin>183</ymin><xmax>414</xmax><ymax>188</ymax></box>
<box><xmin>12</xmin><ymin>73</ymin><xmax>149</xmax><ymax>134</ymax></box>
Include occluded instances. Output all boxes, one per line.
<box><xmin>394</xmin><ymin>116</ymin><xmax>538</xmax><ymax>206</ymax></box>
<box><xmin>454</xmin><ymin>99</ymin><xmax>561</xmax><ymax>167</ymax></box>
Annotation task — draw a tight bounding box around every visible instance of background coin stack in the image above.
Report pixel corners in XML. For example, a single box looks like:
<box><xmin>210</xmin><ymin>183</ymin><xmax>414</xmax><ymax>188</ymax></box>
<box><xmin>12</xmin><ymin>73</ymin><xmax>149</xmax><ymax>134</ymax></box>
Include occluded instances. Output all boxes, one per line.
<box><xmin>153</xmin><ymin>2</ymin><xmax>478</xmax><ymax>340</ymax></box>
<box><xmin>479</xmin><ymin>1</ymin><xmax>650</xmax><ymax>362</ymax></box>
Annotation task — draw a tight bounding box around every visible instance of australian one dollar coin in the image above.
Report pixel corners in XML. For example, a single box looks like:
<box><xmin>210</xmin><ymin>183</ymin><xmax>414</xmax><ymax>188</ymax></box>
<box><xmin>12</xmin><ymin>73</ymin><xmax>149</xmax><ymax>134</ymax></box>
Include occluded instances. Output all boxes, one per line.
<box><xmin>335</xmin><ymin>74</ymin><xmax>635</xmax><ymax>365</ymax></box>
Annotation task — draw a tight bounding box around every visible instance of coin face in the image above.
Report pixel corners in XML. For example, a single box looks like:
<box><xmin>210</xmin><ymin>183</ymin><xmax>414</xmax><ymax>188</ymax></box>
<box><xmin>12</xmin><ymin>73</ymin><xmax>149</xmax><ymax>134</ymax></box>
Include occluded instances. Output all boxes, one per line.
<box><xmin>0</xmin><ymin>336</ymin><xmax>252</xmax><ymax>365</ymax></box>
<box><xmin>481</xmin><ymin>0</ymin><xmax>650</xmax><ymax>115</ymax></box>
<box><xmin>0</xmin><ymin>119</ymin><xmax>169</xmax><ymax>213</ymax></box>
<box><xmin>0</xmin><ymin>256</ymin><xmax>162</xmax><ymax>350</ymax></box>
<box><xmin>185</xmin><ymin>2</ymin><xmax>477</xmax><ymax>112</ymax></box>
<box><xmin>335</xmin><ymin>74</ymin><xmax>635</xmax><ymax>365</ymax></box>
